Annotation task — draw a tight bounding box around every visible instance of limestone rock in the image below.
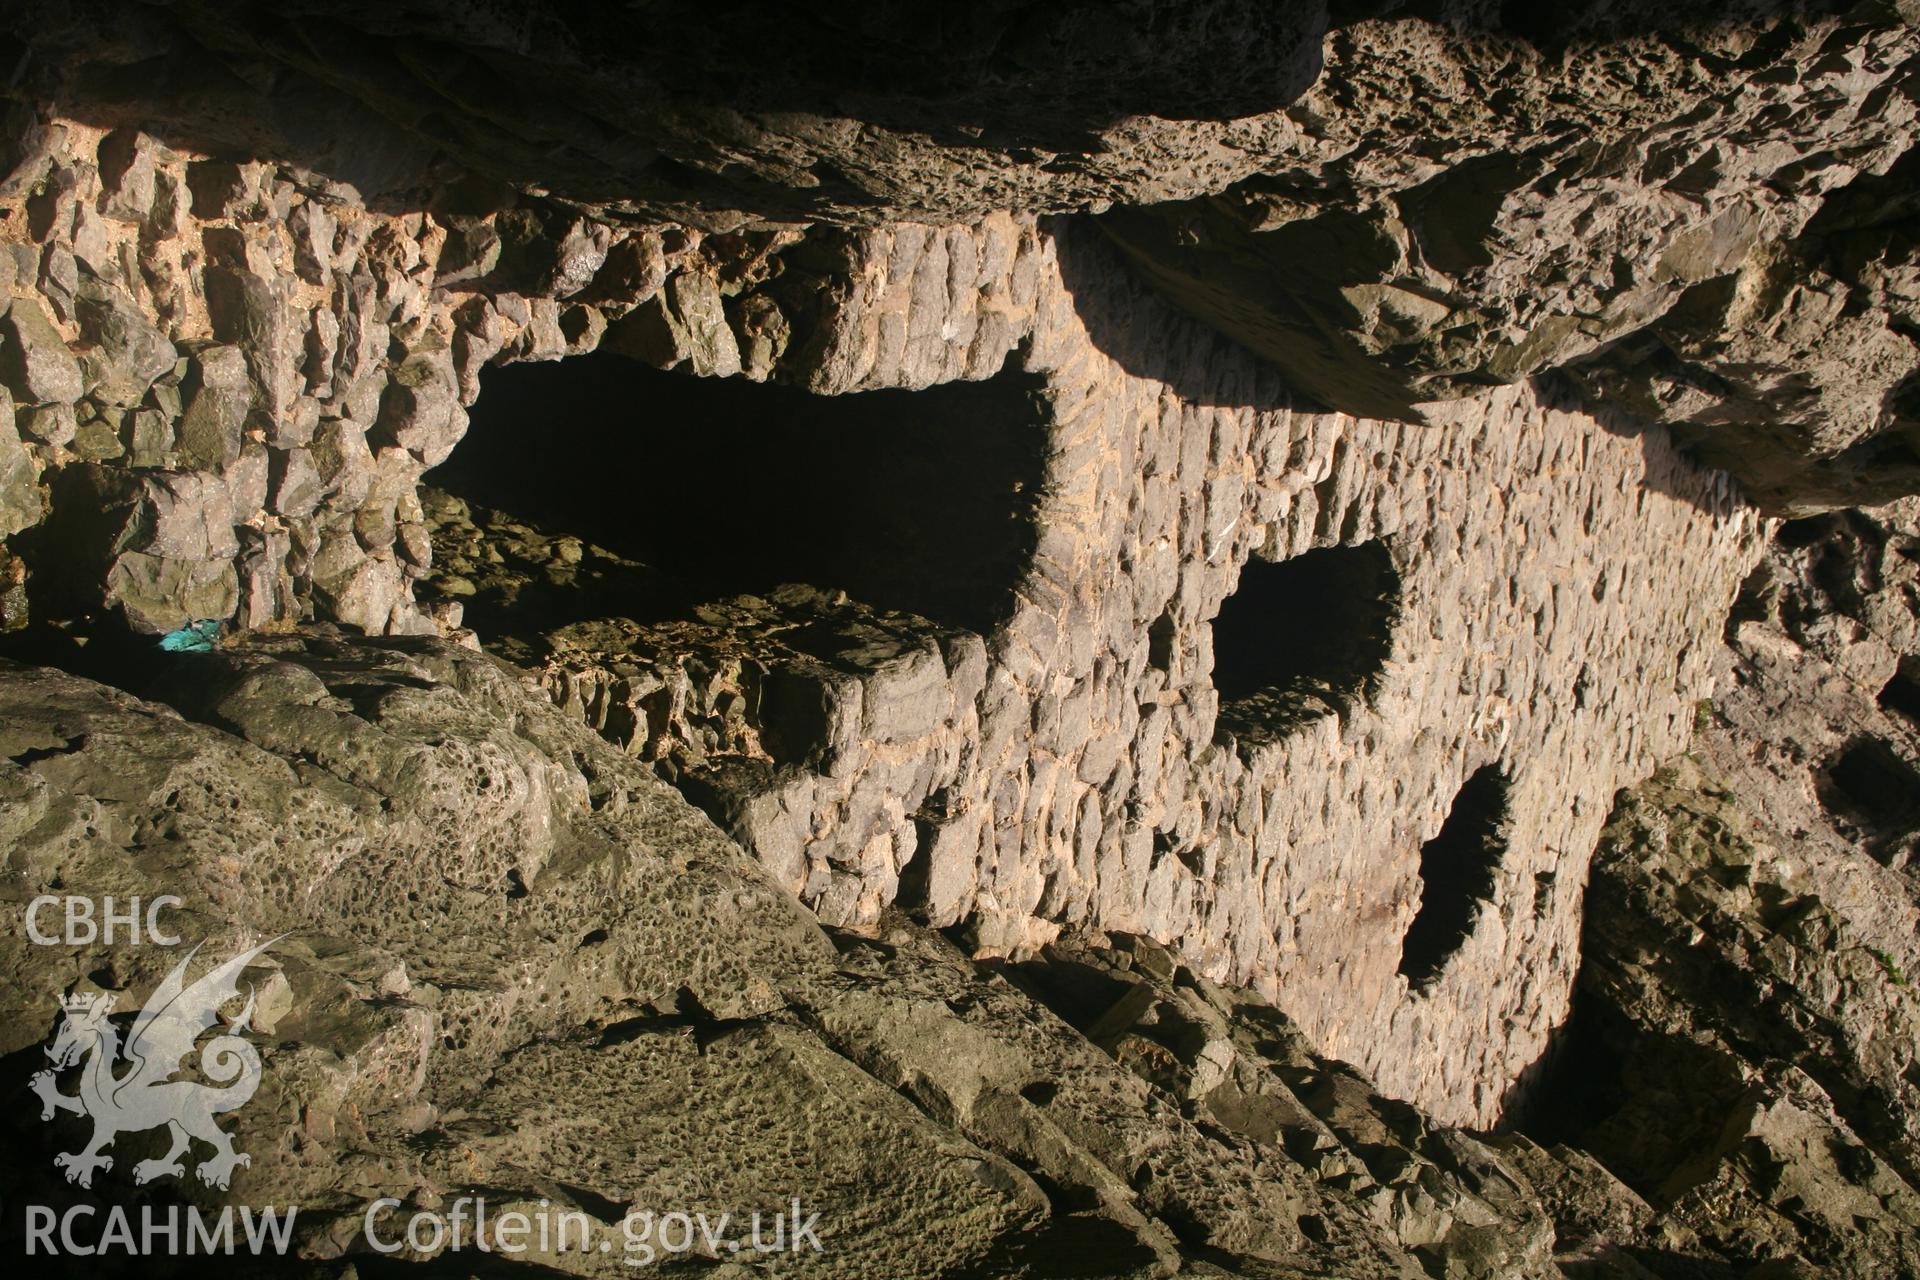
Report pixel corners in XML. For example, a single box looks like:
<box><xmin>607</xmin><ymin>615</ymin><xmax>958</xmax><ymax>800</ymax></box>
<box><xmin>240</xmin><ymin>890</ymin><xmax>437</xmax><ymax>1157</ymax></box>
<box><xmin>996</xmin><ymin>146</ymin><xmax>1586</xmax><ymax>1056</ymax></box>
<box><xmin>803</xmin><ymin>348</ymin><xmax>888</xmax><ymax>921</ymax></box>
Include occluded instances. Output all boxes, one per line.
<box><xmin>120</xmin><ymin>404</ymin><xmax>172</xmax><ymax>467</ymax></box>
<box><xmin>9</xmin><ymin>0</ymin><xmax>1330</xmax><ymax>225</ymax></box>
<box><xmin>16</xmin><ymin>399</ymin><xmax>75</xmax><ymax>447</ymax></box>
<box><xmin>175</xmin><ymin>343</ymin><xmax>252</xmax><ymax>470</ymax></box>
<box><xmin>373</xmin><ymin>348</ymin><xmax>466</xmax><ymax>467</ymax></box>
<box><xmin>268</xmin><ymin>445</ymin><xmax>324</xmax><ymax>518</ymax></box>
<box><xmin>204</xmin><ymin>259</ymin><xmax>307</xmax><ymax>427</ymax></box>
<box><xmin>94</xmin><ymin>127</ymin><xmax>159</xmax><ymax>223</ymax></box>
<box><xmin>0</xmin><ymin>632</ymin><xmax>1554</xmax><ymax>1278</ymax></box>
<box><xmin>0</xmin><ymin>14</ymin><xmax>1915</xmax><ymax>1272</ymax></box>
<box><xmin>605</xmin><ymin>270</ymin><xmax>742</xmax><ymax>377</ymax></box>
<box><xmin>35</xmin><ymin>464</ymin><xmax>240</xmax><ymax>631</ymax></box>
<box><xmin>184</xmin><ymin>157</ymin><xmax>266</xmax><ymax>220</ymax></box>
<box><xmin>0</xmin><ymin>296</ymin><xmax>83</xmax><ymax>405</ymax></box>
<box><xmin>1545</xmin><ymin>759</ymin><xmax>1920</xmax><ymax>1277</ymax></box>
<box><xmin>1508</xmin><ymin>504</ymin><xmax>1920</xmax><ymax>1277</ymax></box>
<box><xmin>103</xmin><ymin>549</ymin><xmax>240</xmax><ymax>631</ymax></box>
<box><xmin>1092</xmin><ymin>10</ymin><xmax>1920</xmax><ymax>511</ymax></box>
<box><xmin>0</xmin><ymin>388</ymin><xmax>43</xmax><ymax>537</ymax></box>
<box><xmin>309</xmin><ymin>418</ymin><xmax>376</xmax><ymax>511</ymax></box>
<box><xmin>12</xmin><ymin>3</ymin><xmax>1915</xmax><ymax>513</ymax></box>
<box><xmin>74</xmin><ymin>273</ymin><xmax>176</xmax><ymax>406</ymax></box>
<box><xmin>414</xmin><ymin>226</ymin><xmax>1763</xmax><ymax>1130</ymax></box>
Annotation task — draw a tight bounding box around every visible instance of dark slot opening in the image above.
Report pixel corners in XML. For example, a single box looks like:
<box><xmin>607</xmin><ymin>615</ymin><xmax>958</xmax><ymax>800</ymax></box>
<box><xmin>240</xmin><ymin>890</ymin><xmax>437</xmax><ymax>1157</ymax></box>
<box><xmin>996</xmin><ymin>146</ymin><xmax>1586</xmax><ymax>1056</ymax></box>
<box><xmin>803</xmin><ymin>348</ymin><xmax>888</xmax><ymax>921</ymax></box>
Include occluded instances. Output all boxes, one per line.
<box><xmin>1399</xmin><ymin>765</ymin><xmax>1511</xmax><ymax>991</ymax></box>
<box><xmin>1817</xmin><ymin>737</ymin><xmax>1920</xmax><ymax>856</ymax></box>
<box><xmin>1878</xmin><ymin>662</ymin><xmax>1920</xmax><ymax>729</ymax></box>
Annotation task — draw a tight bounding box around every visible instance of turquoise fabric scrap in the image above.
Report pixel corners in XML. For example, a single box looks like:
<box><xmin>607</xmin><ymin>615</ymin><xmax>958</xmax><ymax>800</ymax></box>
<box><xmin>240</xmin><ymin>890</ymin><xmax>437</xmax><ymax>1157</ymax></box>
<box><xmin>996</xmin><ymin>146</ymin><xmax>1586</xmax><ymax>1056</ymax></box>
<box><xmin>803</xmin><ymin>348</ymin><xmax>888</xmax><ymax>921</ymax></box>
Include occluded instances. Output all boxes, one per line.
<box><xmin>157</xmin><ymin>619</ymin><xmax>224</xmax><ymax>653</ymax></box>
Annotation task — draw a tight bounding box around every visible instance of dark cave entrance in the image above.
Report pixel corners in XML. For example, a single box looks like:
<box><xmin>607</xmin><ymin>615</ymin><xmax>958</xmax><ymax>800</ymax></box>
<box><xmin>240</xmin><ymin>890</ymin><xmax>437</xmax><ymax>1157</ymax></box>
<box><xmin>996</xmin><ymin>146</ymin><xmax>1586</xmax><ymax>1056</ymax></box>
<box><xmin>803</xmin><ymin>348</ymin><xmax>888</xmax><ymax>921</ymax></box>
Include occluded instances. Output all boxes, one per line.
<box><xmin>426</xmin><ymin>351</ymin><xmax>1050</xmax><ymax>635</ymax></box>
<box><xmin>1399</xmin><ymin>764</ymin><xmax>1512</xmax><ymax>992</ymax></box>
<box><xmin>1816</xmin><ymin>736</ymin><xmax>1920</xmax><ymax>868</ymax></box>
<box><xmin>1878</xmin><ymin>660</ymin><xmax>1920</xmax><ymax>730</ymax></box>
<box><xmin>1209</xmin><ymin>540</ymin><xmax>1399</xmax><ymax>751</ymax></box>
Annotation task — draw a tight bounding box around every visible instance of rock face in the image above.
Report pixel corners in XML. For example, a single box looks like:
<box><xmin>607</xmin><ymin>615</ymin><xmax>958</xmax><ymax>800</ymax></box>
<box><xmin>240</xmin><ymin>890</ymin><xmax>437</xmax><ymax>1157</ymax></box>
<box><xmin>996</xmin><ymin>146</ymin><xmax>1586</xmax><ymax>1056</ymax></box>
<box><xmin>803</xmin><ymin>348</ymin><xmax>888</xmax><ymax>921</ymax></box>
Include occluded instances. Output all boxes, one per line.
<box><xmin>0</xmin><ymin>632</ymin><xmax>1658</xmax><ymax>1278</ymax></box>
<box><xmin>1097</xmin><ymin>8</ymin><xmax>1920</xmax><ymax>511</ymax></box>
<box><xmin>0</xmin><ymin>112</ymin><xmax>1772</xmax><ymax>1128</ymax></box>
<box><xmin>1504</xmin><ymin>504</ymin><xmax>1920</xmax><ymax>1277</ymax></box>
<box><xmin>10</xmin><ymin>4</ymin><xmax>1920</xmax><ymax>508</ymax></box>
<box><xmin>0</xmin><ymin>117</ymin><xmax>1060</xmax><ymax>635</ymax></box>
<box><xmin>0</xmin><ymin>617</ymin><xmax>1912</xmax><ymax>1276</ymax></box>
<box><xmin>12</xmin><ymin>0</ymin><xmax>1333</xmax><ymax>226</ymax></box>
<box><xmin>416</xmin><ymin>234</ymin><xmax>1765</xmax><ymax>1131</ymax></box>
<box><xmin>1</xmin><ymin>4</ymin><xmax>1918</xmax><ymax>1276</ymax></box>
<box><xmin>1565</xmin><ymin>761</ymin><xmax>1920</xmax><ymax>1276</ymax></box>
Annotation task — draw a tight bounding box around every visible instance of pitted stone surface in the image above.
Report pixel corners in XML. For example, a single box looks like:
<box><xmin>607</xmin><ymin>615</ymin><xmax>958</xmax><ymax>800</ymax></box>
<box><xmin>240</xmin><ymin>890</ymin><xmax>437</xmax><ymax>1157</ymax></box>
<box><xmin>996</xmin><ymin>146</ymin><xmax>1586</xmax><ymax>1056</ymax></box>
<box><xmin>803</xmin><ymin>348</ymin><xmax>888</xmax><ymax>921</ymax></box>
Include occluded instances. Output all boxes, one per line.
<box><xmin>1093</xmin><ymin>11</ymin><xmax>1920</xmax><ymax>509</ymax></box>
<box><xmin>1</xmin><ymin>10</ymin><xmax>1918</xmax><ymax>1272</ymax></box>
<box><xmin>0</xmin><ymin>118</ymin><xmax>1770</xmax><ymax>1127</ymax></box>
<box><xmin>18</xmin><ymin>5</ymin><xmax>1920</xmax><ymax>507</ymax></box>
<box><xmin>421</xmin><ymin>224</ymin><xmax>1764</xmax><ymax>1126</ymax></box>
<box><xmin>0</xmin><ymin>632</ymin><xmax>1615</xmax><ymax>1278</ymax></box>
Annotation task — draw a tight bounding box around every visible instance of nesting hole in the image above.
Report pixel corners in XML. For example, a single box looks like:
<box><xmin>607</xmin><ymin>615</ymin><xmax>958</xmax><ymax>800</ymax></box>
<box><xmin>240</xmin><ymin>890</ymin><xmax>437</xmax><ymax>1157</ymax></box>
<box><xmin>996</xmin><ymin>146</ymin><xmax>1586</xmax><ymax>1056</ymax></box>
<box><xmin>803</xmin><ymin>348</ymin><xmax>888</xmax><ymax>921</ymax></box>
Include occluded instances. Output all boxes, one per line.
<box><xmin>1399</xmin><ymin>765</ymin><xmax>1512</xmax><ymax>992</ymax></box>
<box><xmin>1209</xmin><ymin>540</ymin><xmax>1400</xmax><ymax>751</ymax></box>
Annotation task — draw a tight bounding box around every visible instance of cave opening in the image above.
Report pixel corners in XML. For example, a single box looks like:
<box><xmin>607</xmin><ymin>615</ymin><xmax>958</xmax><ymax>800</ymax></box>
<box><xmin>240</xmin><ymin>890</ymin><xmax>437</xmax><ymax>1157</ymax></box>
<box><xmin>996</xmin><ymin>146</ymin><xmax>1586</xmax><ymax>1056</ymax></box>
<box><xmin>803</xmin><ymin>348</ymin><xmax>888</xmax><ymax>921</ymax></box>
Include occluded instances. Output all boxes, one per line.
<box><xmin>1816</xmin><ymin>736</ymin><xmax>1920</xmax><ymax>865</ymax></box>
<box><xmin>1879</xmin><ymin>661</ymin><xmax>1920</xmax><ymax>730</ymax></box>
<box><xmin>1399</xmin><ymin>764</ymin><xmax>1512</xmax><ymax>992</ymax></box>
<box><xmin>426</xmin><ymin>350</ymin><xmax>1051</xmax><ymax>636</ymax></box>
<box><xmin>1209</xmin><ymin>540</ymin><xmax>1399</xmax><ymax>750</ymax></box>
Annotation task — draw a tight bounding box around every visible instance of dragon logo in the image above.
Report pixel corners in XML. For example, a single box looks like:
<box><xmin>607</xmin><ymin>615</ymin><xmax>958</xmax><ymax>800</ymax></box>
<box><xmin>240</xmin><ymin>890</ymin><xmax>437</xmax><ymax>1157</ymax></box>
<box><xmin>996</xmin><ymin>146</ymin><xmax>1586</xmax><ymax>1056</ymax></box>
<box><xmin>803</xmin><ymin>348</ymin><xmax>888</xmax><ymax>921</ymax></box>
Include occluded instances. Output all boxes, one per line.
<box><xmin>30</xmin><ymin>937</ymin><xmax>282</xmax><ymax>1190</ymax></box>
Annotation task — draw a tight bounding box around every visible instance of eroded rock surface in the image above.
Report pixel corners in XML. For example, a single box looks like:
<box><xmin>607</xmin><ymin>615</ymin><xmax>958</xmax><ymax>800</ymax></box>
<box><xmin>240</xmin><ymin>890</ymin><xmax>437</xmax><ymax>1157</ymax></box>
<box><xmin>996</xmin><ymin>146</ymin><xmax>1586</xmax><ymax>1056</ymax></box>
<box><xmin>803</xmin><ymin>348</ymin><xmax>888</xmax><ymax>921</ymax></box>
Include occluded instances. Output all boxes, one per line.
<box><xmin>2</xmin><ymin>6</ymin><xmax>1919</xmax><ymax>1275</ymax></box>
<box><xmin>1502</xmin><ymin>505</ymin><xmax>1920</xmax><ymax>1278</ymax></box>
<box><xmin>1098</xmin><ymin>8</ymin><xmax>1920</xmax><ymax>510</ymax></box>
<box><xmin>0</xmin><ymin>631</ymin><xmax>1613</xmax><ymax>1278</ymax></box>
<box><xmin>408</xmin><ymin>246</ymin><xmax>1766</xmax><ymax>1131</ymax></box>
<box><xmin>10</xmin><ymin>4</ymin><xmax>1920</xmax><ymax>511</ymax></box>
<box><xmin>11</xmin><ymin>0</ymin><xmax>1332</xmax><ymax>227</ymax></box>
<box><xmin>0</xmin><ymin>106</ymin><xmax>1771</xmax><ymax>1126</ymax></box>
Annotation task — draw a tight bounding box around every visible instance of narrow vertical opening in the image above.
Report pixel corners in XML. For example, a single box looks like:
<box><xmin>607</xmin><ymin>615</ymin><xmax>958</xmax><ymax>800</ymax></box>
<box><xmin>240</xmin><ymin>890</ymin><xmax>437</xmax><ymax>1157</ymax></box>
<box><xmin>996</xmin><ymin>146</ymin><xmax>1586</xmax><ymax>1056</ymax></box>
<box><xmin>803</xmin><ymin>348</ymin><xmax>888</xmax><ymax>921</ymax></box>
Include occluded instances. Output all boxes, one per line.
<box><xmin>1878</xmin><ymin>661</ymin><xmax>1920</xmax><ymax>729</ymax></box>
<box><xmin>1400</xmin><ymin>764</ymin><xmax>1512</xmax><ymax>991</ymax></box>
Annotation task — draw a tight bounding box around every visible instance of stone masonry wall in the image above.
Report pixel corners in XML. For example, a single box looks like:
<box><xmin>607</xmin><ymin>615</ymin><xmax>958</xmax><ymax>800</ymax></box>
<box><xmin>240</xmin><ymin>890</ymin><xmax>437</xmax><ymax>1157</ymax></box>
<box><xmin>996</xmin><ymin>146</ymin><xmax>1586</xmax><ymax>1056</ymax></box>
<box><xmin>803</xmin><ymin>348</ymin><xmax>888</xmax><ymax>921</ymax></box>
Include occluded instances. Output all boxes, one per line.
<box><xmin>681</xmin><ymin>219</ymin><xmax>1766</xmax><ymax>1124</ymax></box>
<box><xmin>0</xmin><ymin>114</ymin><xmax>1766</xmax><ymax>1125</ymax></box>
<box><xmin>0</xmin><ymin>115</ymin><xmax>1042</xmax><ymax>637</ymax></box>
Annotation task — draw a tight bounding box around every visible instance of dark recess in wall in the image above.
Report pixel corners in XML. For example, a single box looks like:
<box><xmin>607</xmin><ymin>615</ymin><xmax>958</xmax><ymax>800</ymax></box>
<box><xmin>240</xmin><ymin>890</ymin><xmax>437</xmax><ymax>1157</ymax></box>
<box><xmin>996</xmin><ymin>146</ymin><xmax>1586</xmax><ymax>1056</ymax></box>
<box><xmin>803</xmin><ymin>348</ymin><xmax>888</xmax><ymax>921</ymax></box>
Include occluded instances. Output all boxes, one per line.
<box><xmin>1399</xmin><ymin>764</ymin><xmax>1511</xmax><ymax>991</ymax></box>
<box><xmin>1816</xmin><ymin>736</ymin><xmax>1920</xmax><ymax>867</ymax></box>
<box><xmin>428</xmin><ymin>352</ymin><xmax>1050</xmax><ymax>635</ymax></box>
<box><xmin>1879</xmin><ymin>661</ymin><xmax>1920</xmax><ymax>729</ymax></box>
<box><xmin>1210</xmin><ymin>540</ymin><xmax>1399</xmax><ymax>750</ymax></box>
<box><xmin>1509</xmin><ymin>984</ymin><xmax>1754</xmax><ymax>1204</ymax></box>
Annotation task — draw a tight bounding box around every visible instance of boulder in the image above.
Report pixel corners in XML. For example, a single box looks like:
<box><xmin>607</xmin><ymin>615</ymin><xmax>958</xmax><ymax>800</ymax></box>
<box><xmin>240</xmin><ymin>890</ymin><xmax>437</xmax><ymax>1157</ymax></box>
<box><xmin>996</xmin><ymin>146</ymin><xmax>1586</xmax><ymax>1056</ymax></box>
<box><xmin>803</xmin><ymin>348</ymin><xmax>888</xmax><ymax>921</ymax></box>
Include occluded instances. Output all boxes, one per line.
<box><xmin>0</xmin><ymin>387</ymin><xmax>43</xmax><ymax>537</ymax></box>
<box><xmin>74</xmin><ymin>274</ymin><xmax>176</xmax><ymax>407</ymax></box>
<box><xmin>0</xmin><ymin>296</ymin><xmax>83</xmax><ymax>405</ymax></box>
<box><xmin>373</xmin><ymin>348</ymin><xmax>467</xmax><ymax>467</ymax></box>
<box><xmin>175</xmin><ymin>344</ymin><xmax>252</xmax><ymax>470</ymax></box>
